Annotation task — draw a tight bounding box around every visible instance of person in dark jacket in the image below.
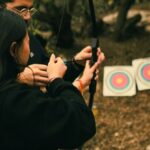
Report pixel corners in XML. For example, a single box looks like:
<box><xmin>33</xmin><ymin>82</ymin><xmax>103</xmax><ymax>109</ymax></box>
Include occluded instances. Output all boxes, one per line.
<box><xmin>0</xmin><ymin>9</ymin><xmax>104</xmax><ymax>150</ymax></box>
<box><xmin>0</xmin><ymin>0</ymin><xmax>99</xmax><ymax>86</ymax></box>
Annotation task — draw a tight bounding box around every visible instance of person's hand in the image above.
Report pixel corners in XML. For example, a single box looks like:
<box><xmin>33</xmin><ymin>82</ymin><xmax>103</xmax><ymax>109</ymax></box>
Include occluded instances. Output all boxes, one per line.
<box><xmin>73</xmin><ymin>51</ymin><xmax>105</xmax><ymax>91</ymax></box>
<box><xmin>17</xmin><ymin>64</ymin><xmax>49</xmax><ymax>86</ymax></box>
<box><xmin>73</xmin><ymin>46</ymin><xmax>92</xmax><ymax>66</ymax></box>
<box><xmin>73</xmin><ymin>46</ymin><xmax>102</xmax><ymax>66</ymax></box>
<box><xmin>81</xmin><ymin>51</ymin><xmax>105</xmax><ymax>87</ymax></box>
<box><xmin>47</xmin><ymin>54</ymin><xmax>67</xmax><ymax>82</ymax></box>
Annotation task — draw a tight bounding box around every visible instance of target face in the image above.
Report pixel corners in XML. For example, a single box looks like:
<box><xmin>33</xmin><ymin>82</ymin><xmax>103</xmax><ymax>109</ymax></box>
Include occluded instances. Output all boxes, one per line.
<box><xmin>137</xmin><ymin>62</ymin><xmax>150</xmax><ymax>86</ymax></box>
<box><xmin>111</xmin><ymin>73</ymin><xmax>129</xmax><ymax>89</ymax></box>
<box><xmin>103</xmin><ymin>66</ymin><xmax>136</xmax><ymax>96</ymax></box>
<box><xmin>106</xmin><ymin>70</ymin><xmax>133</xmax><ymax>94</ymax></box>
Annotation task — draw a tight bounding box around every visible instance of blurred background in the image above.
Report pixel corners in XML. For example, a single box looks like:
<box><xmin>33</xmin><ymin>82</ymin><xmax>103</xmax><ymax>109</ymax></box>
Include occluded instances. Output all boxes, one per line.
<box><xmin>30</xmin><ymin>0</ymin><xmax>150</xmax><ymax>149</ymax></box>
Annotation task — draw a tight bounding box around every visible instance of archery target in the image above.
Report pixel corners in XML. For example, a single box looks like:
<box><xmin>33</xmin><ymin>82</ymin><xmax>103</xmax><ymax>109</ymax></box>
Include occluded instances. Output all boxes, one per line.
<box><xmin>103</xmin><ymin>66</ymin><xmax>136</xmax><ymax>96</ymax></box>
<box><xmin>132</xmin><ymin>58</ymin><xmax>150</xmax><ymax>91</ymax></box>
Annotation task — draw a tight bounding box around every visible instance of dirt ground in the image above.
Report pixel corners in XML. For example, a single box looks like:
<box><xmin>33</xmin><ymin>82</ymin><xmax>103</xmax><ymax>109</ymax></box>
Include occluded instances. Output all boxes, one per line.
<box><xmin>82</xmin><ymin>4</ymin><xmax>150</xmax><ymax>150</ymax></box>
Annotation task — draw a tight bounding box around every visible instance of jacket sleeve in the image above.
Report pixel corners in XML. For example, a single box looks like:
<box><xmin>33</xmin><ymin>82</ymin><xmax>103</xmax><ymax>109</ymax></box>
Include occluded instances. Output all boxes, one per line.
<box><xmin>3</xmin><ymin>79</ymin><xmax>96</xmax><ymax>149</ymax></box>
<box><xmin>63</xmin><ymin>60</ymin><xmax>84</xmax><ymax>82</ymax></box>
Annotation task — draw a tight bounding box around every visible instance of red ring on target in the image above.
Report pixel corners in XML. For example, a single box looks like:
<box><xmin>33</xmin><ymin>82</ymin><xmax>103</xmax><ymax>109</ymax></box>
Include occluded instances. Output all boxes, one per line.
<box><xmin>111</xmin><ymin>73</ymin><xmax>129</xmax><ymax>89</ymax></box>
<box><xmin>106</xmin><ymin>70</ymin><xmax>133</xmax><ymax>94</ymax></box>
<box><xmin>141</xmin><ymin>64</ymin><xmax>150</xmax><ymax>81</ymax></box>
<box><xmin>137</xmin><ymin>62</ymin><xmax>150</xmax><ymax>86</ymax></box>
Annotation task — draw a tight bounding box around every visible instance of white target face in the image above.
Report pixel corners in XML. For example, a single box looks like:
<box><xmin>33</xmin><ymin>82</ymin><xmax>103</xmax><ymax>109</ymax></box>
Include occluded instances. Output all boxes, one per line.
<box><xmin>103</xmin><ymin>66</ymin><xmax>136</xmax><ymax>96</ymax></box>
<box><xmin>105</xmin><ymin>69</ymin><xmax>134</xmax><ymax>94</ymax></box>
<box><xmin>137</xmin><ymin>62</ymin><xmax>150</xmax><ymax>86</ymax></box>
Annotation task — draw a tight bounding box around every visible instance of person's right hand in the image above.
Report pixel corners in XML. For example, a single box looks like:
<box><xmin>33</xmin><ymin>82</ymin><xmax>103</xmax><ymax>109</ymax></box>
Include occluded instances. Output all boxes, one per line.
<box><xmin>47</xmin><ymin>54</ymin><xmax>67</xmax><ymax>82</ymax></box>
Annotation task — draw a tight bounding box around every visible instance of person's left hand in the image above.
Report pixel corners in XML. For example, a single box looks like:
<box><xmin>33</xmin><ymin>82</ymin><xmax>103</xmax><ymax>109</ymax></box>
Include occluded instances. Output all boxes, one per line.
<box><xmin>73</xmin><ymin>51</ymin><xmax>105</xmax><ymax>91</ymax></box>
<box><xmin>74</xmin><ymin>46</ymin><xmax>102</xmax><ymax>66</ymax></box>
<box><xmin>17</xmin><ymin>64</ymin><xmax>49</xmax><ymax>86</ymax></box>
<box><xmin>74</xmin><ymin>46</ymin><xmax>92</xmax><ymax>66</ymax></box>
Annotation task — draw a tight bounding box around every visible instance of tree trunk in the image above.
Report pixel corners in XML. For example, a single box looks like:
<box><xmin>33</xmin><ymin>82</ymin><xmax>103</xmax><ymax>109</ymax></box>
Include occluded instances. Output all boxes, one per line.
<box><xmin>35</xmin><ymin>0</ymin><xmax>75</xmax><ymax>48</ymax></box>
<box><xmin>113</xmin><ymin>0</ymin><xmax>135</xmax><ymax>41</ymax></box>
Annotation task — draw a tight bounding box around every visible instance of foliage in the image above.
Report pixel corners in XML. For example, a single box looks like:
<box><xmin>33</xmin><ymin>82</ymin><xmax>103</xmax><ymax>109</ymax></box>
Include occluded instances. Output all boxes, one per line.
<box><xmin>30</xmin><ymin>0</ymin><xmax>149</xmax><ymax>51</ymax></box>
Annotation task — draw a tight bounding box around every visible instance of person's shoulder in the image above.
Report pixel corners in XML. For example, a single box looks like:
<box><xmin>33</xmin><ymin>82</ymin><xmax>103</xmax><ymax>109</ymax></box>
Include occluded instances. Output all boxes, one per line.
<box><xmin>28</xmin><ymin>31</ymin><xmax>45</xmax><ymax>51</ymax></box>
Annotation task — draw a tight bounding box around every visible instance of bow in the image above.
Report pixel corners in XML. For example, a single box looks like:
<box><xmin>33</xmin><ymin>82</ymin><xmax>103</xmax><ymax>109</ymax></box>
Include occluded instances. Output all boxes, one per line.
<box><xmin>88</xmin><ymin>0</ymin><xmax>99</xmax><ymax>109</ymax></box>
<box><xmin>56</xmin><ymin>0</ymin><xmax>99</xmax><ymax>109</ymax></box>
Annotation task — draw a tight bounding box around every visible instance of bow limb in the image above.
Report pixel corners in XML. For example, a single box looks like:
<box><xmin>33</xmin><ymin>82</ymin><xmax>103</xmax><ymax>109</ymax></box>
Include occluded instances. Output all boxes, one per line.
<box><xmin>88</xmin><ymin>0</ymin><xmax>99</xmax><ymax>109</ymax></box>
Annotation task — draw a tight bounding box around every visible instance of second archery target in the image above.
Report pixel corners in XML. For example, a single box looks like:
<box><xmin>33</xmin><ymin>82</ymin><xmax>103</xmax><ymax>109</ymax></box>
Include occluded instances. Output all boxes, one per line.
<box><xmin>132</xmin><ymin>58</ymin><xmax>150</xmax><ymax>91</ymax></box>
<box><xmin>103</xmin><ymin>66</ymin><xmax>136</xmax><ymax>96</ymax></box>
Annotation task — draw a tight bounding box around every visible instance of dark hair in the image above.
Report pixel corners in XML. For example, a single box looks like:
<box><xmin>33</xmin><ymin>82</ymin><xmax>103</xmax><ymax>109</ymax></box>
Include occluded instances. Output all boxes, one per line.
<box><xmin>0</xmin><ymin>0</ymin><xmax>12</xmax><ymax>4</ymax></box>
<box><xmin>0</xmin><ymin>0</ymin><xmax>12</xmax><ymax>8</ymax></box>
<box><xmin>0</xmin><ymin>9</ymin><xmax>27</xmax><ymax>82</ymax></box>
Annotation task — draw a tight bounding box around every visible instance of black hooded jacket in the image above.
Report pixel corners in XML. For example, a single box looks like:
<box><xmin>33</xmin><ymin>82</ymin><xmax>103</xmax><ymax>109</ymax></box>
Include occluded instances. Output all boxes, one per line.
<box><xmin>0</xmin><ymin>78</ymin><xmax>96</xmax><ymax>150</ymax></box>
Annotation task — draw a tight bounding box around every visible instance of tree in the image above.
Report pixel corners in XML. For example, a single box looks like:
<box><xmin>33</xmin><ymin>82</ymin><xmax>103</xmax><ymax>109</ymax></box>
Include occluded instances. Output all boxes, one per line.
<box><xmin>33</xmin><ymin>0</ymin><xmax>77</xmax><ymax>48</ymax></box>
<box><xmin>113</xmin><ymin>0</ymin><xmax>136</xmax><ymax>41</ymax></box>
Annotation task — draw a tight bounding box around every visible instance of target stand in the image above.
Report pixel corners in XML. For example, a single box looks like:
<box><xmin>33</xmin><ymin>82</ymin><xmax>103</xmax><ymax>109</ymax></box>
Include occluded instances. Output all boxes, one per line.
<box><xmin>103</xmin><ymin>66</ymin><xmax>136</xmax><ymax>96</ymax></box>
<box><xmin>132</xmin><ymin>58</ymin><xmax>150</xmax><ymax>91</ymax></box>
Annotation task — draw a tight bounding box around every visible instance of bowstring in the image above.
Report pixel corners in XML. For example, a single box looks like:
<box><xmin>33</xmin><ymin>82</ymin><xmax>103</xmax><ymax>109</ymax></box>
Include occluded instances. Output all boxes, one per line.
<box><xmin>55</xmin><ymin>0</ymin><xmax>68</xmax><ymax>50</ymax></box>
